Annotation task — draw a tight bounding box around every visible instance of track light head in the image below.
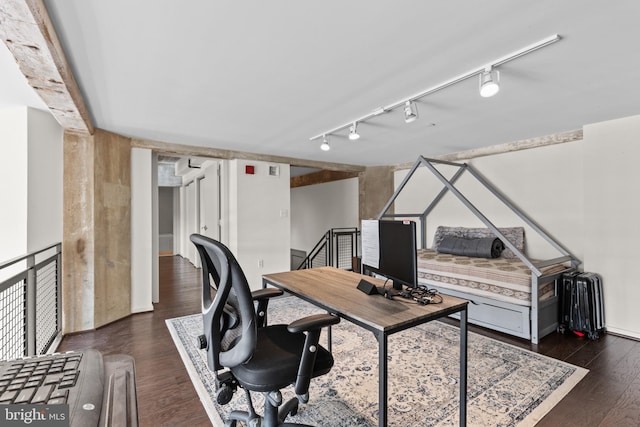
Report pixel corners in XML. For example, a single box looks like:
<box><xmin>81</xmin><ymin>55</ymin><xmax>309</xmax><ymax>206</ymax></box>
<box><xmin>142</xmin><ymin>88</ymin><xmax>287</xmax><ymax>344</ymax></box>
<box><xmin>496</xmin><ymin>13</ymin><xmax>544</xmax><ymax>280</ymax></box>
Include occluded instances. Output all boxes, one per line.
<box><xmin>479</xmin><ymin>67</ymin><xmax>500</xmax><ymax>97</ymax></box>
<box><xmin>320</xmin><ymin>135</ymin><xmax>330</xmax><ymax>151</ymax></box>
<box><xmin>404</xmin><ymin>101</ymin><xmax>418</xmax><ymax>123</ymax></box>
<box><xmin>348</xmin><ymin>122</ymin><xmax>360</xmax><ymax>140</ymax></box>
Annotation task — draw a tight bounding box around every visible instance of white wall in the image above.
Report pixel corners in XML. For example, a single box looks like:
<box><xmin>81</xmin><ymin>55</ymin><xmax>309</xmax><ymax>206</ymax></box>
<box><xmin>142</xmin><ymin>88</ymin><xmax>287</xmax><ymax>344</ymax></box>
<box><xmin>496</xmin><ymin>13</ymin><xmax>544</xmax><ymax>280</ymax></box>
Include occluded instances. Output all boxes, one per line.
<box><xmin>291</xmin><ymin>178</ymin><xmax>359</xmax><ymax>253</ymax></box>
<box><xmin>394</xmin><ymin>114</ymin><xmax>640</xmax><ymax>339</ymax></box>
<box><xmin>130</xmin><ymin>148</ymin><xmax>154</xmax><ymax>313</ymax></box>
<box><xmin>583</xmin><ymin>115</ymin><xmax>640</xmax><ymax>339</ymax></box>
<box><xmin>26</xmin><ymin>108</ymin><xmax>63</xmax><ymax>252</ymax></box>
<box><xmin>395</xmin><ymin>142</ymin><xmax>584</xmax><ymax>259</ymax></box>
<box><xmin>0</xmin><ymin>107</ymin><xmax>29</xmax><ymax>262</ymax></box>
<box><xmin>229</xmin><ymin>159</ymin><xmax>290</xmax><ymax>290</ymax></box>
<box><xmin>0</xmin><ymin>106</ymin><xmax>62</xmax><ymax>264</ymax></box>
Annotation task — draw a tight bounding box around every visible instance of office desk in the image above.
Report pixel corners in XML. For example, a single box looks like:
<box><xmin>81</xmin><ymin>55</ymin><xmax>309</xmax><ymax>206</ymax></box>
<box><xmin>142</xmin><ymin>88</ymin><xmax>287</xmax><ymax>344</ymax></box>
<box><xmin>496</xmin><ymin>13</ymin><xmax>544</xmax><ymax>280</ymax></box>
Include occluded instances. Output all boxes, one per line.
<box><xmin>262</xmin><ymin>267</ymin><xmax>468</xmax><ymax>427</ymax></box>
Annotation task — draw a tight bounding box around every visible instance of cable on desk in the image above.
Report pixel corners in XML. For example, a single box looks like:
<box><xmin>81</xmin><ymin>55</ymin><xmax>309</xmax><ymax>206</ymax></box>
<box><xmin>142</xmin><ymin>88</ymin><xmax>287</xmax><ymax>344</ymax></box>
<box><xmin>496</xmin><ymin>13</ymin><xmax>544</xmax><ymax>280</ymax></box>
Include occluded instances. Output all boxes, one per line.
<box><xmin>398</xmin><ymin>286</ymin><xmax>443</xmax><ymax>305</ymax></box>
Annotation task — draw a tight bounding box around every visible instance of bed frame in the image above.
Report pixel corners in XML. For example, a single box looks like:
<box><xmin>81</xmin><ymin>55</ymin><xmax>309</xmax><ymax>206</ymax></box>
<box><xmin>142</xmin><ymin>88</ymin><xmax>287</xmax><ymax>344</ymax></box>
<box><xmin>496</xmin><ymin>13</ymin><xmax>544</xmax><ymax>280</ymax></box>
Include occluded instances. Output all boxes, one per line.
<box><xmin>378</xmin><ymin>156</ymin><xmax>581</xmax><ymax>344</ymax></box>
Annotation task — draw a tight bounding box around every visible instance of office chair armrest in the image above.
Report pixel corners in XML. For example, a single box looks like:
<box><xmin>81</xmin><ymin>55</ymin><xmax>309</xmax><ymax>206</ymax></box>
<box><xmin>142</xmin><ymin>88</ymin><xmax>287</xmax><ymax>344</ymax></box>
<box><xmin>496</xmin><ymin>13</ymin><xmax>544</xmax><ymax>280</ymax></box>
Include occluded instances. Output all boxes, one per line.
<box><xmin>251</xmin><ymin>287</ymin><xmax>283</xmax><ymax>301</ymax></box>
<box><xmin>252</xmin><ymin>288</ymin><xmax>284</xmax><ymax>328</ymax></box>
<box><xmin>287</xmin><ymin>313</ymin><xmax>340</xmax><ymax>334</ymax></box>
<box><xmin>288</xmin><ymin>313</ymin><xmax>339</xmax><ymax>400</ymax></box>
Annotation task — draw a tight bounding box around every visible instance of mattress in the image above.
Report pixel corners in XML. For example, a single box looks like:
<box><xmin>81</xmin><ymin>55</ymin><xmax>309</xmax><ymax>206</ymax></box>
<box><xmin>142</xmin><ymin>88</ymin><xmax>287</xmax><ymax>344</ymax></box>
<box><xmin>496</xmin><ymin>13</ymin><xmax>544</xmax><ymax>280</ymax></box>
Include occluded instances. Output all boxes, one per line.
<box><xmin>417</xmin><ymin>249</ymin><xmax>566</xmax><ymax>306</ymax></box>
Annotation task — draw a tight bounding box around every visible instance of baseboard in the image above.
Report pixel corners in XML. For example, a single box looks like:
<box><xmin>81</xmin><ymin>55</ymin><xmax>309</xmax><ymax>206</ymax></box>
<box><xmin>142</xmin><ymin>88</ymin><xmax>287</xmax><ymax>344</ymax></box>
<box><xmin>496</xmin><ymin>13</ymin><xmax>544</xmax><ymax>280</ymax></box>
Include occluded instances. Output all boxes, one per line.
<box><xmin>606</xmin><ymin>326</ymin><xmax>640</xmax><ymax>341</ymax></box>
<box><xmin>131</xmin><ymin>305</ymin><xmax>155</xmax><ymax>314</ymax></box>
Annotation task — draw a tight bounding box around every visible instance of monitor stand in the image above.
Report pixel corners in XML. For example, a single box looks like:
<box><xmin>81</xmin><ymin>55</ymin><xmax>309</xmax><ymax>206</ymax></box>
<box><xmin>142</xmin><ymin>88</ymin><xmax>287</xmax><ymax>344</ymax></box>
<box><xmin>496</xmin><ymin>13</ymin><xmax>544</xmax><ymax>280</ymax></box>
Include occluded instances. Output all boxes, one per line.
<box><xmin>356</xmin><ymin>277</ymin><xmax>404</xmax><ymax>298</ymax></box>
<box><xmin>380</xmin><ymin>281</ymin><xmax>404</xmax><ymax>299</ymax></box>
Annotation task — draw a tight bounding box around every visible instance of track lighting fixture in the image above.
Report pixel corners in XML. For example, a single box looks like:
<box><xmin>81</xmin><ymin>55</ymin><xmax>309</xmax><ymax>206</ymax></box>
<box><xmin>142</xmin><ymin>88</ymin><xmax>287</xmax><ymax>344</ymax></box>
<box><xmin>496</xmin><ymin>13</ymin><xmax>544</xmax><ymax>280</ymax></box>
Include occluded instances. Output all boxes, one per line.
<box><xmin>310</xmin><ymin>34</ymin><xmax>560</xmax><ymax>151</ymax></box>
<box><xmin>479</xmin><ymin>67</ymin><xmax>500</xmax><ymax>98</ymax></box>
<box><xmin>404</xmin><ymin>101</ymin><xmax>418</xmax><ymax>123</ymax></box>
<box><xmin>320</xmin><ymin>135</ymin><xmax>330</xmax><ymax>151</ymax></box>
<box><xmin>348</xmin><ymin>122</ymin><xmax>360</xmax><ymax>140</ymax></box>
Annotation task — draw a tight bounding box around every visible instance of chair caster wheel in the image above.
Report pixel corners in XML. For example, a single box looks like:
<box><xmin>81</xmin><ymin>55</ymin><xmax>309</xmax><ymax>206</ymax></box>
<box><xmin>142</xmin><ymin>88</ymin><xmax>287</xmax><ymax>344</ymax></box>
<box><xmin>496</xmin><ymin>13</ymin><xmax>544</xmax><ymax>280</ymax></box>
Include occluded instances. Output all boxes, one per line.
<box><xmin>217</xmin><ymin>384</ymin><xmax>235</xmax><ymax>405</ymax></box>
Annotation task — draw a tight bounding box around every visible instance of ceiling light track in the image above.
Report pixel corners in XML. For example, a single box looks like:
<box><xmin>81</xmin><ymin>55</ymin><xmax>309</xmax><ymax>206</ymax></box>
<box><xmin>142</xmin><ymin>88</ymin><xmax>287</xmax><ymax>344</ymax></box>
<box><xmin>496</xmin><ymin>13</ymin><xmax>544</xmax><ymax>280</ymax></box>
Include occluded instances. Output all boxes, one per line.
<box><xmin>310</xmin><ymin>33</ymin><xmax>560</xmax><ymax>148</ymax></box>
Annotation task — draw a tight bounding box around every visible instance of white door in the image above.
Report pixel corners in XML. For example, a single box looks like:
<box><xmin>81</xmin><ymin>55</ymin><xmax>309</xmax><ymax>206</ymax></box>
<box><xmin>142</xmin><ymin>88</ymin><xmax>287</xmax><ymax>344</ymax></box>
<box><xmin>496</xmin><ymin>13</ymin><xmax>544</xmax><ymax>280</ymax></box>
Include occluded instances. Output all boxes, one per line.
<box><xmin>199</xmin><ymin>163</ymin><xmax>220</xmax><ymax>241</ymax></box>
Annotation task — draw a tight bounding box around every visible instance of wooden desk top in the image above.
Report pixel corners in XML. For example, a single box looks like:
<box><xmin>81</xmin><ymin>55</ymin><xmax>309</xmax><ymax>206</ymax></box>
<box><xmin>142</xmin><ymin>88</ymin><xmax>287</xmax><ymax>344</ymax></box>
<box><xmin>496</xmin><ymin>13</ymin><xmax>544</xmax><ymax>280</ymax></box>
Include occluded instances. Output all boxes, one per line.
<box><xmin>263</xmin><ymin>267</ymin><xmax>468</xmax><ymax>334</ymax></box>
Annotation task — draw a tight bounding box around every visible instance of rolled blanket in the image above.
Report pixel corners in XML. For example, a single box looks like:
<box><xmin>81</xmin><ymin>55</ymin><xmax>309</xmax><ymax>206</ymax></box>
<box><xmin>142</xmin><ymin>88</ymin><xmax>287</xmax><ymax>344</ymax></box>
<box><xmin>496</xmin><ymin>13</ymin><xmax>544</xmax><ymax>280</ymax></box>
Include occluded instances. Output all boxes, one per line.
<box><xmin>437</xmin><ymin>236</ymin><xmax>504</xmax><ymax>258</ymax></box>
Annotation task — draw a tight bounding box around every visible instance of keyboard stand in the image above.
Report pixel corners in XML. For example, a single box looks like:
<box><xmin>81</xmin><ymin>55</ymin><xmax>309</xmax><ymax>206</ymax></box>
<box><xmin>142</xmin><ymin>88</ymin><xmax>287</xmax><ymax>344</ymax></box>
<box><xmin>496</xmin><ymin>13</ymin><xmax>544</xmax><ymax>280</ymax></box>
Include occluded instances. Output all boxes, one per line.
<box><xmin>100</xmin><ymin>354</ymin><xmax>138</xmax><ymax>427</ymax></box>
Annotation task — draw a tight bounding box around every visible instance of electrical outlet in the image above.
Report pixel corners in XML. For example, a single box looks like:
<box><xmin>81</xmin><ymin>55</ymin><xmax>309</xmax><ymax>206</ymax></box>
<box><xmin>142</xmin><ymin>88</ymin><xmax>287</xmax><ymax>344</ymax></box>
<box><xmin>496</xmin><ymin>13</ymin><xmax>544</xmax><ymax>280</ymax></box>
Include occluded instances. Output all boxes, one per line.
<box><xmin>258</xmin><ymin>259</ymin><xmax>264</xmax><ymax>268</ymax></box>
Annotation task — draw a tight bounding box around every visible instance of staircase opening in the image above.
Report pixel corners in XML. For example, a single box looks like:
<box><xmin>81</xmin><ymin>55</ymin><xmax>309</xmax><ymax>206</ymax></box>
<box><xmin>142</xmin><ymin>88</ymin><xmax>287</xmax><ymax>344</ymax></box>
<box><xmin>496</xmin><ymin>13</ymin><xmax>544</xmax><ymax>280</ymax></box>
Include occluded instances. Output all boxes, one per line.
<box><xmin>294</xmin><ymin>228</ymin><xmax>359</xmax><ymax>271</ymax></box>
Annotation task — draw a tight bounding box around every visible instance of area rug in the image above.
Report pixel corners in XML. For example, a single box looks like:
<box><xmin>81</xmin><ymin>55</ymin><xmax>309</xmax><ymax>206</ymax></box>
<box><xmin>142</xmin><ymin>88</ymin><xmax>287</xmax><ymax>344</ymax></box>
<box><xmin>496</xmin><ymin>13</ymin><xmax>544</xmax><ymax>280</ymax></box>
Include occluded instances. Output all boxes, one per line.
<box><xmin>166</xmin><ymin>297</ymin><xmax>587</xmax><ymax>426</ymax></box>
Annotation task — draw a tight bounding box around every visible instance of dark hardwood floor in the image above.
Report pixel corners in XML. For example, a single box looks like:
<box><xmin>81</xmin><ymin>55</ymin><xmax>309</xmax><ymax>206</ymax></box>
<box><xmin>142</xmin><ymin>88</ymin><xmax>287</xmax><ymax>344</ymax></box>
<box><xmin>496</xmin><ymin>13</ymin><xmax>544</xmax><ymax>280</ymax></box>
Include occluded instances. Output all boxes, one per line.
<box><xmin>59</xmin><ymin>256</ymin><xmax>210</xmax><ymax>426</ymax></box>
<box><xmin>59</xmin><ymin>256</ymin><xmax>640</xmax><ymax>426</ymax></box>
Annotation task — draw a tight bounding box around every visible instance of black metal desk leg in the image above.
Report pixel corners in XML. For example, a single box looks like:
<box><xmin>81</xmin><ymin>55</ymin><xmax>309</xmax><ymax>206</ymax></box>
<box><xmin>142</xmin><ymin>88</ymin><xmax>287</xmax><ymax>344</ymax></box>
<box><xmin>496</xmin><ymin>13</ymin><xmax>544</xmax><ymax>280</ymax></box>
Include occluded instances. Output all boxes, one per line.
<box><xmin>377</xmin><ymin>332</ymin><xmax>388</xmax><ymax>427</ymax></box>
<box><xmin>460</xmin><ymin>308</ymin><xmax>468</xmax><ymax>427</ymax></box>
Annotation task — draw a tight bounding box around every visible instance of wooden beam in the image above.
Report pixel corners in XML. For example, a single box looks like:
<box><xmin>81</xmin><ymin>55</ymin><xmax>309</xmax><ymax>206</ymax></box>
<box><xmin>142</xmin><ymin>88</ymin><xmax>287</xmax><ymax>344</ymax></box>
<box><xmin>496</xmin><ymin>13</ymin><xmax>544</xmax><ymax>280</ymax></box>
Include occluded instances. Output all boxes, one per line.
<box><xmin>290</xmin><ymin>170</ymin><xmax>360</xmax><ymax>188</ymax></box>
<box><xmin>394</xmin><ymin>129</ymin><xmax>583</xmax><ymax>170</ymax></box>
<box><xmin>131</xmin><ymin>136</ymin><xmax>366</xmax><ymax>173</ymax></box>
<box><xmin>0</xmin><ymin>0</ymin><xmax>94</xmax><ymax>133</ymax></box>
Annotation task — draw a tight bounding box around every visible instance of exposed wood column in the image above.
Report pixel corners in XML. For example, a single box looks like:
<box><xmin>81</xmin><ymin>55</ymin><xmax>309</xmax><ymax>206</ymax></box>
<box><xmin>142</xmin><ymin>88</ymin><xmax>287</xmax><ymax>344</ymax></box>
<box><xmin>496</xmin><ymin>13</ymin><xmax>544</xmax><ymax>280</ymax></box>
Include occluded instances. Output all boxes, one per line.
<box><xmin>93</xmin><ymin>130</ymin><xmax>132</xmax><ymax>328</ymax></box>
<box><xmin>62</xmin><ymin>129</ymin><xmax>133</xmax><ymax>332</ymax></box>
<box><xmin>359</xmin><ymin>166</ymin><xmax>395</xmax><ymax>222</ymax></box>
<box><xmin>62</xmin><ymin>130</ymin><xmax>95</xmax><ymax>333</ymax></box>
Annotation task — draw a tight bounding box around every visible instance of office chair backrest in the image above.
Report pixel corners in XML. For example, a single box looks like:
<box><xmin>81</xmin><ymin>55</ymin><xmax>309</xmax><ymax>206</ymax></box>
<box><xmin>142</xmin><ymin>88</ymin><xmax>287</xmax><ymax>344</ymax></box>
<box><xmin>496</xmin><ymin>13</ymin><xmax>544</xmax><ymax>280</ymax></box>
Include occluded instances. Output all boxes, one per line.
<box><xmin>190</xmin><ymin>234</ymin><xmax>257</xmax><ymax>372</ymax></box>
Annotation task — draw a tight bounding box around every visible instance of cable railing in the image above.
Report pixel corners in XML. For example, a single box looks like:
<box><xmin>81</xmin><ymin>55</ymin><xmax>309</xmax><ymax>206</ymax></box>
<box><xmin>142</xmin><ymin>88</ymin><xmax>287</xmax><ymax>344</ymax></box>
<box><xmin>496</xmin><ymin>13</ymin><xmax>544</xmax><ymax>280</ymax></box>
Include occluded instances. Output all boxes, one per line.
<box><xmin>296</xmin><ymin>228</ymin><xmax>359</xmax><ymax>271</ymax></box>
<box><xmin>0</xmin><ymin>243</ymin><xmax>62</xmax><ymax>360</ymax></box>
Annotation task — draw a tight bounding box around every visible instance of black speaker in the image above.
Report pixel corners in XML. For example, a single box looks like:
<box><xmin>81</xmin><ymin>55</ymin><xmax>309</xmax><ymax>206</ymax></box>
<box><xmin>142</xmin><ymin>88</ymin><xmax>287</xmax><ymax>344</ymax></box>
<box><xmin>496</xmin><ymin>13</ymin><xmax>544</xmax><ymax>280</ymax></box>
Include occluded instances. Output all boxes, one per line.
<box><xmin>357</xmin><ymin>279</ymin><xmax>379</xmax><ymax>295</ymax></box>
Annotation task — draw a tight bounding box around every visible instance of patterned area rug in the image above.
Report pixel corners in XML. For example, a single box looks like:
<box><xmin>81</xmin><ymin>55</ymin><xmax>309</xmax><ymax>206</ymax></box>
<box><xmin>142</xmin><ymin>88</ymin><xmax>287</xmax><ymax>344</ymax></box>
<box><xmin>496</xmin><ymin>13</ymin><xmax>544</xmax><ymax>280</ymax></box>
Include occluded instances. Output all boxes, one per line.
<box><xmin>166</xmin><ymin>297</ymin><xmax>587</xmax><ymax>426</ymax></box>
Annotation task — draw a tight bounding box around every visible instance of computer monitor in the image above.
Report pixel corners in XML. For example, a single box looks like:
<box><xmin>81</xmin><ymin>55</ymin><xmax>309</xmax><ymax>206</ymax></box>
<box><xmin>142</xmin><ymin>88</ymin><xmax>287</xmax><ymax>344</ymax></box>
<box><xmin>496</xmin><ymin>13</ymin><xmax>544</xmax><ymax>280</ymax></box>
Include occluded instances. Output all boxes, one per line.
<box><xmin>362</xmin><ymin>220</ymin><xmax>418</xmax><ymax>290</ymax></box>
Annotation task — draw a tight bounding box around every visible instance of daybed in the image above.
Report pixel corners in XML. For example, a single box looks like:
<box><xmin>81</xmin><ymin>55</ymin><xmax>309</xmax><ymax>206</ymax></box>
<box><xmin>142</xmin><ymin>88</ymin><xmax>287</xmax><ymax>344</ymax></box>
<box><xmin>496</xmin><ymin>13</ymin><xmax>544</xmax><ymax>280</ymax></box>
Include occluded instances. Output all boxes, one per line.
<box><xmin>416</xmin><ymin>226</ymin><xmax>573</xmax><ymax>342</ymax></box>
<box><xmin>377</xmin><ymin>156</ymin><xmax>581</xmax><ymax>344</ymax></box>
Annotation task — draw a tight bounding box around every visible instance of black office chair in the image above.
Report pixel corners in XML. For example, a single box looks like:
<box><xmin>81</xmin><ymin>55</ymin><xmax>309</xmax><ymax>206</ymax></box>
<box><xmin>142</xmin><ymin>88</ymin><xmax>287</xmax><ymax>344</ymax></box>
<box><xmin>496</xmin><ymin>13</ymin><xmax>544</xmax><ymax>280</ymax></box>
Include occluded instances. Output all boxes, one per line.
<box><xmin>190</xmin><ymin>234</ymin><xmax>340</xmax><ymax>427</ymax></box>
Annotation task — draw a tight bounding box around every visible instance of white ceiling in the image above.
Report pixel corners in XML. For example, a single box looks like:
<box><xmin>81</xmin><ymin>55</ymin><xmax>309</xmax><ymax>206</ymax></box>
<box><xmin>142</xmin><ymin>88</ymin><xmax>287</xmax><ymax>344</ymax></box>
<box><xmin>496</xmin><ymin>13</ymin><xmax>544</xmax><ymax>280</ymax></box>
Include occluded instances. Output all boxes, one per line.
<box><xmin>9</xmin><ymin>1</ymin><xmax>640</xmax><ymax>166</ymax></box>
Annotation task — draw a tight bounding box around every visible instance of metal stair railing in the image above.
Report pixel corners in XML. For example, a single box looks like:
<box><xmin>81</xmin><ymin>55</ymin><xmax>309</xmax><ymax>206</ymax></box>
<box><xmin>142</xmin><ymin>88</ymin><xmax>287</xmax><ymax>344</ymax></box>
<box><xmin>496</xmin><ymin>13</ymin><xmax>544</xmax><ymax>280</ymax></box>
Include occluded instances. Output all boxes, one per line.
<box><xmin>296</xmin><ymin>228</ymin><xmax>359</xmax><ymax>270</ymax></box>
<box><xmin>297</xmin><ymin>230</ymin><xmax>330</xmax><ymax>270</ymax></box>
<box><xmin>0</xmin><ymin>243</ymin><xmax>62</xmax><ymax>360</ymax></box>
